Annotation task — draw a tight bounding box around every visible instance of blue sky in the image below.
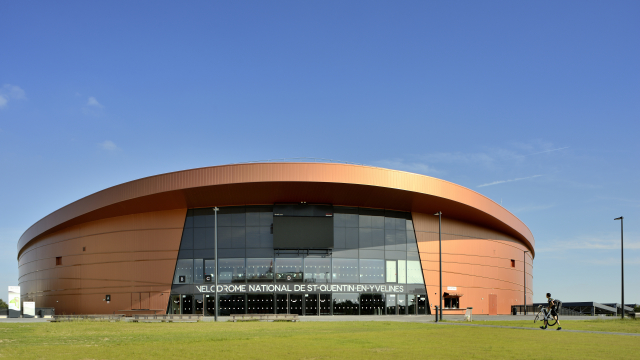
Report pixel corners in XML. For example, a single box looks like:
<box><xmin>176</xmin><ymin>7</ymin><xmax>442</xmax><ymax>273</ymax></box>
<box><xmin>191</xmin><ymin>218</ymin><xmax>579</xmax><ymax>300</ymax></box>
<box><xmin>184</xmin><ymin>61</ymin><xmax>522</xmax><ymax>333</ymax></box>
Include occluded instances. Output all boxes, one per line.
<box><xmin>1</xmin><ymin>1</ymin><xmax>638</xmax><ymax>305</ymax></box>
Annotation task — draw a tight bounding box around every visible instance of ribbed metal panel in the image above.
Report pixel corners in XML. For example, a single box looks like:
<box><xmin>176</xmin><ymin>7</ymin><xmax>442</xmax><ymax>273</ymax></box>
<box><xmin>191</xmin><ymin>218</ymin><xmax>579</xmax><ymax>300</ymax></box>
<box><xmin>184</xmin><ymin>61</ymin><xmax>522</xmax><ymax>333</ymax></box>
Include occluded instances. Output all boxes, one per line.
<box><xmin>18</xmin><ymin>163</ymin><xmax>534</xmax><ymax>258</ymax></box>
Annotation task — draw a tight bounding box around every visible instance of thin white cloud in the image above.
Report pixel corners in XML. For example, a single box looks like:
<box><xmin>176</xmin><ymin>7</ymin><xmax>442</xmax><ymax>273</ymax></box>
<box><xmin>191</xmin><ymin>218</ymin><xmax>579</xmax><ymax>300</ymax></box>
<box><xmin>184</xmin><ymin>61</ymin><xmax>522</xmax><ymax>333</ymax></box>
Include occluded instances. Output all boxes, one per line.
<box><xmin>373</xmin><ymin>159</ymin><xmax>440</xmax><ymax>175</ymax></box>
<box><xmin>87</xmin><ymin>96</ymin><xmax>103</xmax><ymax>108</ymax></box>
<box><xmin>99</xmin><ymin>140</ymin><xmax>119</xmax><ymax>151</ymax></box>
<box><xmin>0</xmin><ymin>84</ymin><xmax>26</xmax><ymax>108</ymax></box>
<box><xmin>522</xmin><ymin>147</ymin><xmax>569</xmax><ymax>157</ymax></box>
<box><xmin>477</xmin><ymin>175</ymin><xmax>542</xmax><ymax>188</ymax></box>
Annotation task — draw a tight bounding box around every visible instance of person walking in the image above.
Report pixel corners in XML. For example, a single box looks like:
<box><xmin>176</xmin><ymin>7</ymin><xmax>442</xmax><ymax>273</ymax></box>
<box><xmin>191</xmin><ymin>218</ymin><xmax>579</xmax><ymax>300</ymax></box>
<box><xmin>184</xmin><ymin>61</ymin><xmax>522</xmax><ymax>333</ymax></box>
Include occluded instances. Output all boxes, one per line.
<box><xmin>540</xmin><ymin>293</ymin><xmax>562</xmax><ymax>330</ymax></box>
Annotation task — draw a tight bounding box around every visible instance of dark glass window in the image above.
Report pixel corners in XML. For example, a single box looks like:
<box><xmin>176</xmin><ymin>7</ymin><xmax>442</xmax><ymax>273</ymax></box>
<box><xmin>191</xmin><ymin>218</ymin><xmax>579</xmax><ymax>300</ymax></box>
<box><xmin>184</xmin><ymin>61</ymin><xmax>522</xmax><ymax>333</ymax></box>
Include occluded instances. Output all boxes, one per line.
<box><xmin>259</xmin><ymin>226</ymin><xmax>273</xmax><ymax>248</ymax></box>
<box><xmin>246</xmin><ymin>212</ymin><xmax>261</xmax><ymax>227</ymax></box>
<box><xmin>179</xmin><ymin>228</ymin><xmax>194</xmax><ymax>250</ymax></box>
<box><xmin>218</xmin><ymin>213</ymin><xmax>232</xmax><ymax>227</ymax></box>
<box><xmin>218</xmin><ymin>258</ymin><xmax>245</xmax><ymax>283</ymax></box>
<box><xmin>371</xmin><ymin>216</ymin><xmax>385</xmax><ymax>229</ymax></box>
<box><xmin>359</xmin><ymin>227</ymin><xmax>372</xmax><ymax>248</ymax></box>
<box><xmin>194</xmin><ymin>228</ymin><xmax>206</xmax><ymax>249</ymax></box>
<box><xmin>360</xmin><ymin>294</ymin><xmax>384</xmax><ymax>315</ymax></box>
<box><xmin>218</xmin><ymin>227</ymin><xmax>232</xmax><ymax>249</ymax></box>
<box><xmin>259</xmin><ymin>212</ymin><xmax>273</xmax><ymax>226</ymax></box>
<box><xmin>333</xmin><ymin>227</ymin><xmax>346</xmax><ymax>249</ymax></box>
<box><xmin>246</xmin><ymin>227</ymin><xmax>260</xmax><ymax>248</ymax></box>
<box><xmin>246</xmin><ymin>258</ymin><xmax>274</xmax><ymax>282</ymax></box>
<box><xmin>276</xmin><ymin>258</ymin><xmax>303</xmax><ymax>282</ymax></box>
<box><xmin>232</xmin><ymin>213</ymin><xmax>246</xmax><ymax>227</ymax></box>
<box><xmin>218</xmin><ymin>294</ymin><xmax>245</xmax><ymax>316</ymax></box>
<box><xmin>231</xmin><ymin>227</ymin><xmax>245</xmax><ymax>248</ymax></box>
<box><xmin>332</xmin><ymin>258</ymin><xmax>358</xmax><ymax>283</ymax></box>
<box><xmin>247</xmin><ymin>294</ymin><xmax>274</xmax><ymax>314</ymax></box>
<box><xmin>359</xmin><ymin>259</ymin><xmax>384</xmax><ymax>284</ymax></box>
<box><xmin>445</xmin><ymin>297</ymin><xmax>460</xmax><ymax>309</ymax></box>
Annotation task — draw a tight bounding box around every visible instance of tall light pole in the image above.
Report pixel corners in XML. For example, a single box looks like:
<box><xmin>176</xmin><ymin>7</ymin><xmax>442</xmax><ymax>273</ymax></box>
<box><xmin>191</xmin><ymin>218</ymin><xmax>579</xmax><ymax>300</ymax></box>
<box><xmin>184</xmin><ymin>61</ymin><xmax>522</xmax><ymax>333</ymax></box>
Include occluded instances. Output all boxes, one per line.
<box><xmin>524</xmin><ymin>250</ymin><xmax>529</xmax><ymax>315</ymax></box>
<box><xmin>214</xmin><ymin>207</ymin><xmax>219</xmax><ymax>322</ymax></box>
<box><xmin>614</xmin><ymin>216</ymin><xmax>624</xmax><ymax>319</ymax></box>
<box><xmin>434</xmin><ymin>211</ymin><xmax>442</xmax><ymax>321</ymax></box>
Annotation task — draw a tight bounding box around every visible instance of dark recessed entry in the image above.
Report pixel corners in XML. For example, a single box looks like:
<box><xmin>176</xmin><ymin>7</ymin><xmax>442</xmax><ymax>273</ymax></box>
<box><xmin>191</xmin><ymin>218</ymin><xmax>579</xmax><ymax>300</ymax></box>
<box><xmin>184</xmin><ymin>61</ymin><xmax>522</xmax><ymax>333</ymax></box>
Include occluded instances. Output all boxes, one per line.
<box><xmin>56</xmin><ymin>257</ymin><xmax>62</xmax><ymax>266</ymax></box>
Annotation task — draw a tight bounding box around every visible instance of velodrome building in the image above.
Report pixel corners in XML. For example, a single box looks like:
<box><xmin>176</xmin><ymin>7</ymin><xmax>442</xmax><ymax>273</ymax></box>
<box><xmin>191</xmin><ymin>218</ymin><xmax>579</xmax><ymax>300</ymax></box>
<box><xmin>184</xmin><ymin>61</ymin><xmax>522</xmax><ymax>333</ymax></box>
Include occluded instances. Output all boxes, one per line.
<box><xmin>17</xmin><ymin>162</ymin><xmax>534</xmax><ymax>316</ymax></box>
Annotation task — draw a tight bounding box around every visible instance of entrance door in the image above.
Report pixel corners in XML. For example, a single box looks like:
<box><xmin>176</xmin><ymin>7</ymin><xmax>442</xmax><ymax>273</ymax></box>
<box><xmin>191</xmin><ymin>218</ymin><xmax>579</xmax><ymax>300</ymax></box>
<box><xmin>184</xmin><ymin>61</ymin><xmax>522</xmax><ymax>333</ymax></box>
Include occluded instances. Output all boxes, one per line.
<box><xmin>407</xmin><ymin>295</ymin><xmax>416</xmax><ymax>315</ymax></box>
<box><xmin>289</xmin><ymin>294</ymin><xmax>303</xmax><ymax>315</ymax></box>
<box><xmin>205</xmin><ymin>295</ymin><xmax>216</xmax><ymax>316</ymax></box>
<box><xmin>169</xmin><ymin>295</ymin><xmax>180</xmax><ymax>314</ymax></box>
<box><xmin>181</xmin><ymin>295</ymin><xmax>193</xmax><ymax>314</ymax></box>
<box><xmin>319</xmin><ymin>294</ymin><xmax>331</xmax><ymax>315</ymax></box>
<box><xmin>397</xmin><ymin>294</ymin><xmax>407</xmax><ymax>315</ymax></box>
<box><xmin>417</xmin><ymin>295</ymin><xmax>428</xmax><ymax>314</ymax></box>
<box><xmin>386</xmin><ymin>294</ymin><xmax>397</xmax><ymax>315</ymax></box>
<box><xmin>276</xmin><ymin>294</ymin><xmax>288</xmax><ymax>314</ymax></box>
<box><xmin>304</xmin><ymin>294</ymin><xmax>318</xmax><ymax>316</ymax></box>
<box><xmin>194</xmin><ymin>295</ymin><xmax>203</xmax><ymax>314</ymax></box>
<box><xmin>361</xmin><ymin>294</ymin><xmax>384</xmax><ymax>315</ymax></box>
<box><xmin>247</xmin><ymin>294</ymin><xmax>274</xmax><ymax>314</ymax></box>
<box><xmin>489</xmin><ymin>294</ymin><xmax>498</xmax><ymax>315</ymax></box>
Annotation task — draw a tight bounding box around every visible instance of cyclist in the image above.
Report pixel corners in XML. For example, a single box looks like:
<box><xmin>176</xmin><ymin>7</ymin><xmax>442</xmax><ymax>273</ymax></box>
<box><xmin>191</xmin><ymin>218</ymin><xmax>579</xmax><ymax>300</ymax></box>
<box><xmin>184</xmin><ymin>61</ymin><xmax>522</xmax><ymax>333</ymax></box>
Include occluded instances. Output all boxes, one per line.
<box><xmin>540</xmin><ymin>293</ymin><xmax>562</xmax><ymax>330</ymax></box>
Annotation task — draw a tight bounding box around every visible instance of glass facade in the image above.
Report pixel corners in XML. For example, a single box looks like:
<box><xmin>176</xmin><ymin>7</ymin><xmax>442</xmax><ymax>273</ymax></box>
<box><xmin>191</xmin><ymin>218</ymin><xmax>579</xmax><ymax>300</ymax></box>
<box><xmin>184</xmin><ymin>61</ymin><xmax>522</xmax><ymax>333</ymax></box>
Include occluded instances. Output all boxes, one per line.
<box><xmin>170</xmin><ymin>206</ymin><xmax>428</xmax><ymax>316</ymax></box>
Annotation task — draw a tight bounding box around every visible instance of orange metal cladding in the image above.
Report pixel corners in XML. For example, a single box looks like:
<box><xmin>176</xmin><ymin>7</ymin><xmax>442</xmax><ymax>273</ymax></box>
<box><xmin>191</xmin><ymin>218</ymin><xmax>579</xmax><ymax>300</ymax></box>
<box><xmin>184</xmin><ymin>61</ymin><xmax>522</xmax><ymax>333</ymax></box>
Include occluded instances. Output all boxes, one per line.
<box><xmin>18</xmin><ymin>210</ymin><xmax>183</xmax><ymax>315</ymax></box>
<box><xmin>413</xmin><ymin>213</ymin><xmax>533</xmax><ymax>315</ymax></box>
<box><xmin>17</xmin><ymin>162</ymin><xmax>534</xmax><ymax>315</ymax></box>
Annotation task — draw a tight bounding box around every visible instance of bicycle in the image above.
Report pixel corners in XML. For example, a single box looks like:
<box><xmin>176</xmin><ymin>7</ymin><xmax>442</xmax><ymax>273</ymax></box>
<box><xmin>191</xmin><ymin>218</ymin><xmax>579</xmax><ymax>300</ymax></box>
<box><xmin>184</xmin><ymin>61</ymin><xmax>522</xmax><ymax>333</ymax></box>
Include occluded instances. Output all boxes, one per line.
<box><xmin>533</xmin><ymin>305</ymin><xmax>557</xmax><ymax>326</ymax></box>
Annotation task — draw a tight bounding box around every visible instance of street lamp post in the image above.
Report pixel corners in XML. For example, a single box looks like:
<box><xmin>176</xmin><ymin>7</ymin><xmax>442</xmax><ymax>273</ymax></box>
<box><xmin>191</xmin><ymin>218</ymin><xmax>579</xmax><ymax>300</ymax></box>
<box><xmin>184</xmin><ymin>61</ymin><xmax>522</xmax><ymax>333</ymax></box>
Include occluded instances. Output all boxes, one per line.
<box><xmin>214</xmin><ymin>207</ymin><xmax>219</xmax><ymax>322</ymax></box>
<box><xmin>614</xmin><ymin>216</ymin><xmax>624</xmax><ymax>319</ymax></box>
<box><xmin>434</xmin><ymin>211</ymin><xmax>442</xmax><ymax>321</ymax></box>
<box><xmin>524</xmin><ymin>250</ymin><xmax>529</xmax><ymax>315</ymax></box>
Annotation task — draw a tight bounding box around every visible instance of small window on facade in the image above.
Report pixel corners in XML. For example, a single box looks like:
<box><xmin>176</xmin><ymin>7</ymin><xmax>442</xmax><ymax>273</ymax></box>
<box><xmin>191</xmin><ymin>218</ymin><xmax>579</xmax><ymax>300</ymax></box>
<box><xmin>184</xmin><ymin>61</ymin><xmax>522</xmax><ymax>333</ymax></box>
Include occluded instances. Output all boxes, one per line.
<box><xmin>444</xmin><ymin>297</ymin><xmax>459</xmax><ymax>309</ymax></box>
<box><xmin>56</xmin><ymin>257</ymin><xmax>62</xmax><ymax>266</ymax></box>
<box><xmin>511</xmin><ymin>259</ymin><xmax>515</xmax><ymax>268</ymax></box>
<box><xmin>83</xmin><ymin>247</ymin><xmax>86</xmax><ymax>252</ymax></box>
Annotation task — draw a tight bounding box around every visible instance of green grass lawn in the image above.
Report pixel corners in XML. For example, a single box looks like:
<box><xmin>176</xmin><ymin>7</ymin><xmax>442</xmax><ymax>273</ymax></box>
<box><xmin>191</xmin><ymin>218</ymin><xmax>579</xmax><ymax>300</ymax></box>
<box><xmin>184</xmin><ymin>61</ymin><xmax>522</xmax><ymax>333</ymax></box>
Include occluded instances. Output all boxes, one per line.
<box><xmin>463</xmin><ymin>318</ymin><xmax>640</xmax><ymax>333</ymax></box>
<box><xmin>1</xmin><ymin>321</ymin><xmax>638</xmax><ymax>359</ymax></box>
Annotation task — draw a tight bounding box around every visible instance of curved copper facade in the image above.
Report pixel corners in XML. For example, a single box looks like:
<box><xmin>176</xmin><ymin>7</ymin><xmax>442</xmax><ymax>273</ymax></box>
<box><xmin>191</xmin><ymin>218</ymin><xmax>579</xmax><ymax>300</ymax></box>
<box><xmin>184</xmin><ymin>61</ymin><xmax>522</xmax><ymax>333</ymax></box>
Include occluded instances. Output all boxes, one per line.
<box><xmin>18</xmin><ymin>162</ymin><xmax>534</xmax><ymax>315</ymax></box>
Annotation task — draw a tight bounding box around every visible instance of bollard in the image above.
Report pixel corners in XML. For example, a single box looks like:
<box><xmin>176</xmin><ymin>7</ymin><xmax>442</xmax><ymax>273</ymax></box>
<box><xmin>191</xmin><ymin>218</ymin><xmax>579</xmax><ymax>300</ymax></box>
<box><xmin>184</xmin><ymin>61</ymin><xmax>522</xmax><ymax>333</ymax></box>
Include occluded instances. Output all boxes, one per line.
<box><xmin>434</xmin><ymin>306</ymin><xmax>439</xmax><ymax>322</ymax></box>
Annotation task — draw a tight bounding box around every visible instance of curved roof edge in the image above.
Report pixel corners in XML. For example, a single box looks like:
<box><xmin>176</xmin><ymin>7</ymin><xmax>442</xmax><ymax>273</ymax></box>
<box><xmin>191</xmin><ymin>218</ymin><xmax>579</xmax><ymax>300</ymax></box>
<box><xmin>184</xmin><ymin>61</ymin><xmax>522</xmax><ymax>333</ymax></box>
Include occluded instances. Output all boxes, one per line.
<box><xmin>17</xmin><ymin>162</ymin><xmax>535</xmax><ymax>258</ymax></box>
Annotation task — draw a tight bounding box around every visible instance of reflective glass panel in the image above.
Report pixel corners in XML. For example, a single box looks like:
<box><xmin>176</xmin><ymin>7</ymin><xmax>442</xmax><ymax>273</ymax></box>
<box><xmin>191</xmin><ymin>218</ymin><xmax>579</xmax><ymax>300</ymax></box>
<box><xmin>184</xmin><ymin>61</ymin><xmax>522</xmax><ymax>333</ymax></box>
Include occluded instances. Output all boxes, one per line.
<box><xmin>359</xmin><ymin>259</ymin><xmax>384</xmax><ymax>284</ymax></box>
<box><xmin>304</xmin><ymin>257</ymin><xmax>331</xmax><ymax>284</ymax></box>
<box><xmin>332</xmin><ymin>258</ymin><xmax>358</xmax><ymax>283</ymax></box>
<box><xmin>276</xmin><ymin>258</ymin><xmax>303</xmax><ymax>282</ymax></box>
<box><xmin>246</xmin><ymin>258</ymin><xmax>274</xmax><ymax>282</ymax></box>
<box><xmin>218</xmin><ymin>258</ymin><xmax>245</xmax><ymax>283</ymax></box>
<box><xmin>386</xmin><ymin>260</ymin><xmax>396</xmax><ymax>283</ymax></box>
<box><xmin>407</xmin><ymin>260</ymin><xmax>423</xmax><ymax>284</ymax></box>
<box><xmin>194</xmin><ymin>259</ymin><xmax>204</xmax><ymax>283</ymax></box>
<box><xmin>173</xmin><ymin>259</ymin><xmax>193</xmax><ymax>284</ymax></box>
<box><xmin>397</xmin><ymin>260</ymin><xmax>406</xmax><ymax>284</ymax></box>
